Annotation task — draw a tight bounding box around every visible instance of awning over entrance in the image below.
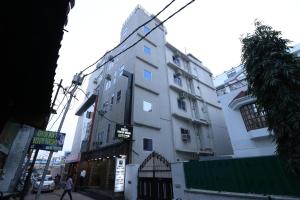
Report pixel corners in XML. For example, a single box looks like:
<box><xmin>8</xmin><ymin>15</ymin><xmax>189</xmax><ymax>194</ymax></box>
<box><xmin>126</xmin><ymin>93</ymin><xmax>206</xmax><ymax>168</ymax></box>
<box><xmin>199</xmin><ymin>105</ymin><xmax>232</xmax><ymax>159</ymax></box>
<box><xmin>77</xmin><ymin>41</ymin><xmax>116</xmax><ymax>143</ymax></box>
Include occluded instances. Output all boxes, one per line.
<box><xmin>75</xmin><ymin>94</ymin><xmax>97</xmax><ymax>116</ymax></box>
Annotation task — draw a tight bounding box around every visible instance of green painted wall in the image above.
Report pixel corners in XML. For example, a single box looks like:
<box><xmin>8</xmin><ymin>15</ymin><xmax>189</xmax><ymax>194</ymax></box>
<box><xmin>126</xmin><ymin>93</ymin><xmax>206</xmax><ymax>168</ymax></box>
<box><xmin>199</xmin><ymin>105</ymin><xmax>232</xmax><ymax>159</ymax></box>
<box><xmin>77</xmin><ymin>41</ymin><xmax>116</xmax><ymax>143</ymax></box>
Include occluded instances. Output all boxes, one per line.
<box><xmin>184</xmin><ymin>156</ymin><xmax>300</xmax><ymax>197</ymax></box>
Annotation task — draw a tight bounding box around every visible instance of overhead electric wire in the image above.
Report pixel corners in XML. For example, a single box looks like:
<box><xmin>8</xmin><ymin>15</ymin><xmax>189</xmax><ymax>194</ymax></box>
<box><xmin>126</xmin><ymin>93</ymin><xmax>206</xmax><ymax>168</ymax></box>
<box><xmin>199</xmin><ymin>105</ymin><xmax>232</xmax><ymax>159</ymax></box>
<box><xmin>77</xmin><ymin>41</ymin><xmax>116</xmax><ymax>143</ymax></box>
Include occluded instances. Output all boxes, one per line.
<box><xmin>83</xmin><ymin>0</ymin><xmax>195</xmax><ymax>78</ymax></box>
<box><xmin>80</xmin><ymin>0</ymin><xmax>176</xmax><ymax>74</ymax></box>
<box><xmin>77</xmin><ymin>87</ymin><xmax>90</xmax><ymax>99</ymax></box>
<box><xmin>48</xmin><ymin>84</ymin><xmax>75</xmax><ymax>130</ymax></box>
<box><xmin>48</xmin><ymin>100</ymin><xmax>68</xmax><ymax>131</ymax></box>
<box><xmin>48</xmin><ymin>83</ymin><xmax>74</xmax><ymax>123</ymax></box>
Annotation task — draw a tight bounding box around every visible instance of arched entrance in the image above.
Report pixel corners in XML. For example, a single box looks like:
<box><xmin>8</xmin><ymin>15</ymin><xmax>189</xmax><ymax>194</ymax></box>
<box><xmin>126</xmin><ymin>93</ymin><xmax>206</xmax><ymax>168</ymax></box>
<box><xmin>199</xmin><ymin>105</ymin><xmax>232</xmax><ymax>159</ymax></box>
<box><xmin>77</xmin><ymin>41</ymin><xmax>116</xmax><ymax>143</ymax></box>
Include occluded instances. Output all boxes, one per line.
<box><xmin>138</xmin><ymin>152</ymin><xmax>173</xmax><ymax>200</ymax></box>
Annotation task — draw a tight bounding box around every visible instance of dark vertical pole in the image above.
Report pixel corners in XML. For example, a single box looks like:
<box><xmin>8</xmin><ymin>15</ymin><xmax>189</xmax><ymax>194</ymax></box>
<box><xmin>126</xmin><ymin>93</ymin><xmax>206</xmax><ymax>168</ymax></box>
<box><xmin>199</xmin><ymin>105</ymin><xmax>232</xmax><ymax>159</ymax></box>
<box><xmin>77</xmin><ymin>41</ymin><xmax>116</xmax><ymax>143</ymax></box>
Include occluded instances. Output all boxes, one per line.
<box><xmin>19</xmin><ymin>148</ymin><xmax>38</xmax><ymax>200</ymax></box>
<box><xmin>123</xmin><ymin>71</ymin><xmax>133</xmax><ymax>126</ymax></box>
<box><xmin>122</xmin><ymin>71</ymin><xmax>133</xmax><ymax>164</ymax></box>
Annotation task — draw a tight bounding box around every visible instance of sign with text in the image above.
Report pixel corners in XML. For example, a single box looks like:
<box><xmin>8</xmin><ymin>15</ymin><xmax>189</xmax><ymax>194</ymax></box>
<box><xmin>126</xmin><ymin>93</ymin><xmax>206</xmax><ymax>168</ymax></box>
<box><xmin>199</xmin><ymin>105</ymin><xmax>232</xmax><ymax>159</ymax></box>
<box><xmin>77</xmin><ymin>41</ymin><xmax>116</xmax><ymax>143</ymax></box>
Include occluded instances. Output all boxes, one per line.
<box><xmin>114</xmin><ymin>158</ymin><xmax>126</xmax><ymax>192</ymax></box>
<box><xmin>115</xmin><ymin>124</ymin><xmax>133</xmax><ymax>140</ymax></box>
<box><xmin>30</xmin><ymin>130</ymin><xmax>65</xmax><ymax>152</ymax></box>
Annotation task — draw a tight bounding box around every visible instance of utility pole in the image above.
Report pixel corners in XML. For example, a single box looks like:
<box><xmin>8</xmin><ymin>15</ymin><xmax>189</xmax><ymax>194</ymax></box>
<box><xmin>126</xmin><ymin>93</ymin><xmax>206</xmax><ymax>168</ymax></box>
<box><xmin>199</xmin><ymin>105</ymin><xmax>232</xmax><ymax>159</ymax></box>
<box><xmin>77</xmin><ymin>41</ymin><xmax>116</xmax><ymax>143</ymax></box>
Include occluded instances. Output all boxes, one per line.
<box><xmin>35</xmin><ymin>75</ymin><xmax>83</xmax><ymax>200</ymax></box>
<box><xmin>20</xmin><ymin>79</ymin><xmax>63</xmax><ymax>200</ymax></box>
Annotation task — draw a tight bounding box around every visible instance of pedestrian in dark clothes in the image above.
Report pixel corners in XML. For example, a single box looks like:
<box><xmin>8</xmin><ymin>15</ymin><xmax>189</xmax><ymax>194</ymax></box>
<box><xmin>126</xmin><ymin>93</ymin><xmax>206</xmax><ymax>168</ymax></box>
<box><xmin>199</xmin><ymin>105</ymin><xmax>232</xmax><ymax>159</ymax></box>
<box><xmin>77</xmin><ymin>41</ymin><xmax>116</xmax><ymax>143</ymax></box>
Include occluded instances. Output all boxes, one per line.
<box><xmin>60</xmin><ymin>176</ymin><xmax>73</xmax><ymax>200</ymax></box>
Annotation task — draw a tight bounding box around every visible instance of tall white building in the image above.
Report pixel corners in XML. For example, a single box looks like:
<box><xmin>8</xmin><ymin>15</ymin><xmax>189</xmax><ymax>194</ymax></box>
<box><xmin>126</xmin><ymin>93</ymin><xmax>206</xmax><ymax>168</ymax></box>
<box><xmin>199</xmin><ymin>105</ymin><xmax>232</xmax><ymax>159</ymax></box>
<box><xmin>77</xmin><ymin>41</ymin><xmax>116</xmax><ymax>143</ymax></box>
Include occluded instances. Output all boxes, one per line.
<box><xmin>67</xmin><ymin>6</ymin><xmax>233</xmax><ymax>194</ymax></box>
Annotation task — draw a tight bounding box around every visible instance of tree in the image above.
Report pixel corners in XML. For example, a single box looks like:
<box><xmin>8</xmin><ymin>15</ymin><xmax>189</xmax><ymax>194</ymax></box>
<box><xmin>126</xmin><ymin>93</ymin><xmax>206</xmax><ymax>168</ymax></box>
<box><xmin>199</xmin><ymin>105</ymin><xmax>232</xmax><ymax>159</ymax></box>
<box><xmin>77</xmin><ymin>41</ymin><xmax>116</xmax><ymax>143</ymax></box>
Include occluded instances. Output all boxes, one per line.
<box><xmin>241</xmin><ymin>21</ymin><xmax>300</xmax><ymax>176</ymax></box>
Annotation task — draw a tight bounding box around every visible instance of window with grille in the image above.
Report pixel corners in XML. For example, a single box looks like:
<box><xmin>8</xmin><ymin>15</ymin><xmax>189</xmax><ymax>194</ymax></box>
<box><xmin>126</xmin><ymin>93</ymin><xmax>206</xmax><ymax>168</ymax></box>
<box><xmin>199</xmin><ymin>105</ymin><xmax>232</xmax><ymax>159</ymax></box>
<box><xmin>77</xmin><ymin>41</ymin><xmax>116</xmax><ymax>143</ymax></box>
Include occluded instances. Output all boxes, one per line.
<box><xmin>143</xmin><ymin>138</ymin><xmax>153</xmax><ymax>151</ymax></box>
<box><xmin>177</xmin><ymin>99</ymin><xmax>186</xmax><ymax>111</ymax></box>
<box><xmin>172</xmin><ymin>55</ymin><xmax>180</xmax><ymax>66</ymax></box>
<box><xmin>117</xmin><ymin>90</ymin><xmax>121</xmax><ymax>103</ymax></box>
<box><xmin>110</xmin><ymin>95</ymin><xmax>114</xmax><ymax>111</ymax></box>
<box><xmin>106</xmin><ymin>124</ymin><xmax>111</xmax><ymax>143</ymax></box>
<box><xmin>181</xmin><ymin>128</ymin><xmax>190</xmax><ymax>142</ymax></box>
<box><xmin>173</xmin><ymin>74</ymin><xmax>182</xmax><ymax>86</ymax></box>
<box><xmin>240</xmin><ymin>103</ymin><xmax>267</xmax><ymax>131</ymax></box>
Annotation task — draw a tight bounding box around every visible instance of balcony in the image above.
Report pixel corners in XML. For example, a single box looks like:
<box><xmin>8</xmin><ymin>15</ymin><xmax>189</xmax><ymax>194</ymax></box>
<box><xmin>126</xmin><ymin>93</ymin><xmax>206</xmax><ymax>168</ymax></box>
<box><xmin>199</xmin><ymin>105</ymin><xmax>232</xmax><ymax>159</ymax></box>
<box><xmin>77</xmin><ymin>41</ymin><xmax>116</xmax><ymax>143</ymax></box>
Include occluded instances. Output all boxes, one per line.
<box><xmin>167</xmin><ymin>61</ymin><xmax>193</xmax><ymax>79</ymax></box>
<box><xmin>169</xmin><ymin>84</ymin><xmax>196</xmax><ymax>100</ymax></box>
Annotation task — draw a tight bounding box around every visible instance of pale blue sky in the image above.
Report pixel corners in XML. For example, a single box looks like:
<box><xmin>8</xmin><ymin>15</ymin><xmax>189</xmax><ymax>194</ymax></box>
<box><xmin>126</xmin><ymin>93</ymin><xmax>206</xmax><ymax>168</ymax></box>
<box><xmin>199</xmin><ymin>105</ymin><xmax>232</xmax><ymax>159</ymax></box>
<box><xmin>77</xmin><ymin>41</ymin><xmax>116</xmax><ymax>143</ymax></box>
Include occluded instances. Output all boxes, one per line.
<box><xmin>44</xmin><ymin>0</ymin><xmax>300</xmax><ymax>157</ymax></box>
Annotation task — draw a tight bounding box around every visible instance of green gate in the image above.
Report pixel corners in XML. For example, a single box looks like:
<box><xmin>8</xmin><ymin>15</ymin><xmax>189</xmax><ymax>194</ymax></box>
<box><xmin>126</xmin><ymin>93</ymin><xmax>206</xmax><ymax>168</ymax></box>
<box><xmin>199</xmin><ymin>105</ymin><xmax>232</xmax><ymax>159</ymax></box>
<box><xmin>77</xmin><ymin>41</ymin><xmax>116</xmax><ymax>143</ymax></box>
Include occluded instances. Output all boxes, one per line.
<box><xmin>184</xmin><ymin>156</ymin><xmax>300</xmax><ymax>197</ymax></box>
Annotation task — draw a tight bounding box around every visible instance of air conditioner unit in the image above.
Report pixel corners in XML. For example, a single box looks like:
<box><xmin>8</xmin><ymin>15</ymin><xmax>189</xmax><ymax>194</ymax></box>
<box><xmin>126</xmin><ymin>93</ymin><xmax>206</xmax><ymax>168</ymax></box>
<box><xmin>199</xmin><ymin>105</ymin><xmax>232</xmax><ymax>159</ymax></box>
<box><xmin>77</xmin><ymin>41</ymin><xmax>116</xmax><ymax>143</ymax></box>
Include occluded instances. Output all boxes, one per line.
<box><xmin>179</xmin><ymin>92</ymin><xmax>187</xmax><ymax>99</ymax></box>
<box><xmin>93</xmin><ymin>78</ymin><xmax>98</xmax><ymax>84</ymax></box>
<box><xmin>98</xmin><ymin>110</ymin><xmax>106</xmax><ymax>116</ymax></box>
<box><xmin>105</xmin><ymin>74</ymin><xmax>112</xmax><ymax>80</ymax></box>
<box><xmin>181</xmin><ymin>134</ymin><xmax>190</xmax><ymax>142</ymax></box>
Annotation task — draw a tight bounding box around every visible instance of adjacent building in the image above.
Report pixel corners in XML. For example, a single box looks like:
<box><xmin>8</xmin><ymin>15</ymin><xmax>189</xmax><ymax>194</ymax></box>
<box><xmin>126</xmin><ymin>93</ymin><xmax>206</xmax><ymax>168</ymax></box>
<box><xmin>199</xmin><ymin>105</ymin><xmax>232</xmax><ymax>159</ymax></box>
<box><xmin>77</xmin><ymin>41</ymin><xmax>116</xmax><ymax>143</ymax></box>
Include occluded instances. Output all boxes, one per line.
<box><xmin>69</xmin><ymin>5</ymin><xmax>232</xmax><ymax>194</ymax></box>
<box><xmin>213</xmin><ymin>43</ymin><xmax>300</xmax><ymax>158</ymax></box>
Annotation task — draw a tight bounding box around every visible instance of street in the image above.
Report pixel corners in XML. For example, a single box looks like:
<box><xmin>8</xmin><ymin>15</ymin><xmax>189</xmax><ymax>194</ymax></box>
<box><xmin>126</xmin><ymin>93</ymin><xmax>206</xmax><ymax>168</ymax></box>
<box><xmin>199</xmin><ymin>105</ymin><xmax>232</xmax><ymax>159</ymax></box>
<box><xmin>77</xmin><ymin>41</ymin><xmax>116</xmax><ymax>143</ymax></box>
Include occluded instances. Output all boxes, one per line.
<box><xmin>24</xmin><ymin>189</ymin><xmax>95</xmax><ymax>200</ymax></box>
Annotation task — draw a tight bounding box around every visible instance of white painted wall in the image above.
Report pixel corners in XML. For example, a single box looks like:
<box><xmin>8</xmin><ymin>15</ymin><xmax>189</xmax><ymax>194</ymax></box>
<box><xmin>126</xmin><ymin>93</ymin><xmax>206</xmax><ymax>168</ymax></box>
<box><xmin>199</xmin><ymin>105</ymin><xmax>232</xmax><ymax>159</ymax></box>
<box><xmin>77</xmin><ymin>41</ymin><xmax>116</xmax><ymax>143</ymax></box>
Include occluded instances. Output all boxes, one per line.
<box><xmin>218</xmin><ymin>86</ymin><xmax>276</xmax><ymax>157</ymax></box>
<box><xmin>124</xmin><ymin>164</ymin><xmax>139</xmax><ymax>200</ymax></box>
<box><xmin>0</xmin><ymin>124</ymin><xmax>35</xmax><ymax>192</ymax></box>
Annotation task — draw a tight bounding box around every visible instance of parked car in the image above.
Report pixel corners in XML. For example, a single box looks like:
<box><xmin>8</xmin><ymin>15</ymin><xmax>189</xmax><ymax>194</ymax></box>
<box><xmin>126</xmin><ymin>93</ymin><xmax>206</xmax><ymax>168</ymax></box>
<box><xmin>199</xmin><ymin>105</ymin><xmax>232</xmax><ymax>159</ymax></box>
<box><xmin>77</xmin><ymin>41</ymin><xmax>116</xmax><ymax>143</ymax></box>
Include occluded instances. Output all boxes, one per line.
<box><xmin>32</xmin><ymin>175</ymin><xmax>55</xmax><ymax>193</ymax></box>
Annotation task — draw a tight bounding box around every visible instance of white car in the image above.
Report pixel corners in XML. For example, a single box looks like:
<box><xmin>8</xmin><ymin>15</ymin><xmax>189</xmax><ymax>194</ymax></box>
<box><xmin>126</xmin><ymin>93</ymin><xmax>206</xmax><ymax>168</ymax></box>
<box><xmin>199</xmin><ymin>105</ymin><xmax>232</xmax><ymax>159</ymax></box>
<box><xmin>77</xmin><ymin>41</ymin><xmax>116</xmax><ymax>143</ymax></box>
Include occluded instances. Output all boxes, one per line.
<box><xmin>32</xmin><ymin>175</ymin><xmax>55</xmax><ymax>193</ymax></box>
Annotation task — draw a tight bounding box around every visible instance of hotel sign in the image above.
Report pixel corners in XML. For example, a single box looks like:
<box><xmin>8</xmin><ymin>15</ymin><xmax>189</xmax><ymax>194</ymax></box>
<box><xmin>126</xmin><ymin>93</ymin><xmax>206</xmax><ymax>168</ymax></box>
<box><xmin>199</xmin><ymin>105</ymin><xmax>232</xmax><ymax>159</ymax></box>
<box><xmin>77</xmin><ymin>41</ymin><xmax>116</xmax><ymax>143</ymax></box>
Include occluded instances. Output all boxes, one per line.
<box><xmin>114</xmin><ymin>158</ymin><xmax>126</xmax><ymax>192</ymax></box>
<box><xmin>30</xmin><ymin>130</ymin><xmax>65</xmax><ymax>152</ymax></box>
<box><xmin>115</xmin><ymin>124</ymin><xmax>133</xmax><ymax>140</ymax></box>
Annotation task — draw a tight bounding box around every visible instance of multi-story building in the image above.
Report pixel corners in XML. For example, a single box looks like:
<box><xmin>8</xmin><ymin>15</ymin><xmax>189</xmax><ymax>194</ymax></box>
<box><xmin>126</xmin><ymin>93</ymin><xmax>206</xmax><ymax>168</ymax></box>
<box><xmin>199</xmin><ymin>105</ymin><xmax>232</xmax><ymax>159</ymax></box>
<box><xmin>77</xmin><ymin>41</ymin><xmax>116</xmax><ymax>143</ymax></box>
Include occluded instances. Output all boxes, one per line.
<box><xmin>71</xmin><ymin>5</ymin><xmax>232</xmax><ymax>194</ymax></box>
<box><xmin>213</xmin><ymin>43</ymin><xmax>300</xmax><ymax>158</ymax></box>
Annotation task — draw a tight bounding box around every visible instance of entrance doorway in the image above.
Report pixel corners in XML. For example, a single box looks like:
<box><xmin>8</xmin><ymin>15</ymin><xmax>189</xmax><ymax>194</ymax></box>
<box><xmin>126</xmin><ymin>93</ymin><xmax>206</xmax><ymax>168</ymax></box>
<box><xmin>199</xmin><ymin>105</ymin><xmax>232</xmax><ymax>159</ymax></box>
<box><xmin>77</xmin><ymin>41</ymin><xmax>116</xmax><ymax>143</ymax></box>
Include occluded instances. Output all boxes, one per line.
<box><xmin>137</xmin><ymin>152</ymin><xmax>173</xmax><ymax>200</ymax></box>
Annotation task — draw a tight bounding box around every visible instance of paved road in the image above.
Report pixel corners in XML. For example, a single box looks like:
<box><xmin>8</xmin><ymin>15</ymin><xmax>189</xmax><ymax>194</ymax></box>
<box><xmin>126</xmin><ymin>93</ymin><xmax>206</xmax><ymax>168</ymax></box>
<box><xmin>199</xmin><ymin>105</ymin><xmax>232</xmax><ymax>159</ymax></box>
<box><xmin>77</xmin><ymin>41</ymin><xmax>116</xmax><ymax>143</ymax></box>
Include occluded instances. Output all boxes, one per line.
<box><xmin>24</xmin><ymin>189</ymin><xmax>96</xmax><ymax>200</ymax></box>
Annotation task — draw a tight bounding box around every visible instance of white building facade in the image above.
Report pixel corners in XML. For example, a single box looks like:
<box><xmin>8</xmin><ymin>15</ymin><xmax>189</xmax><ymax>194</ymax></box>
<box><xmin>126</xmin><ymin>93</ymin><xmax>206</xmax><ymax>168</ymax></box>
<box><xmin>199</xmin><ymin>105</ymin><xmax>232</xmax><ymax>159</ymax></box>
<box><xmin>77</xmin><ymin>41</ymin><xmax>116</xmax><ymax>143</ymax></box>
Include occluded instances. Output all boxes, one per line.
<box><xmin>213</xmin><ymin>43</ymin><xmax>300</xmax><ymax>158</ymax></box>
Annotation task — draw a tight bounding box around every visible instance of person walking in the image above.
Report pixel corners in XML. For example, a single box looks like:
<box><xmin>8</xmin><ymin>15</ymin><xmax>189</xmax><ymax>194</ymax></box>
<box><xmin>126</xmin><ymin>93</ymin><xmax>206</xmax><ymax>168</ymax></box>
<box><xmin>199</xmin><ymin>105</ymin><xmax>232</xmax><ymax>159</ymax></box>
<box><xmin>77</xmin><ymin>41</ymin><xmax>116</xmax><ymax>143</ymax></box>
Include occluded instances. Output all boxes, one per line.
<box><xmin>55</xmin><ymin>174</ymin><xmax>61</xmax><ymax>189</ymax></box>
<box><xmin>60</xmin><ymin>176</ymin><xmax>73</xmax><ymax>200</ymax></box>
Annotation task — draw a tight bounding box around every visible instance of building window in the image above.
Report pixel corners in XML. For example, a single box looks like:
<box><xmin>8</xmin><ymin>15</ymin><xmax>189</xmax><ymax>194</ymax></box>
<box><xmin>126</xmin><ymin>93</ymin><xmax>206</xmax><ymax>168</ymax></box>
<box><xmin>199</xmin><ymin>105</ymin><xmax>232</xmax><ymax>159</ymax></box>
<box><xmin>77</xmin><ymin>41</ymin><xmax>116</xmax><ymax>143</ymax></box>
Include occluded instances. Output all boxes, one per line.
<box><xmin>240</xmin><ymin>103</ymin><xmax>267</xmax><ymax>131</ymax></box>
<box><xmin>172</xmin><ymin>55</ymin><xmax>180</xmax><ymax>66</ymax></box>
<box><xmin>98</xmin><ymin>131</ymin><xmax>104</xmax><ymax>144</ymax></box>
<box><xmin>106</xmin><ymin>124</ymin><xmax>111</xmax><ymax>143</ymax></box>
<box><xmin>144</xmin><ymin>26</ymin><xmax>150</xmax><ymax>34</ymax></box>
<box><xmin>117</xmin><ymin>90</ymin><xmax>121</xmax><ymax>103</ymax></box>
<box><xmin>105</xmin><ymin>80</ymin><xmax>111</xmax><ymax>90</ymax></box>
<box><xmin>113</xmin><ymin>71</ymin><xmax>117</xmax><ymax>85</ymax></box>
<box><xmin>177</xmin><ymin>99</ymin><xmax>186</xmax><ymax>111</ymax></box>
<box><xmin>144</xmin><ymin>45</ymin><xmax>151</xmax><ymax>55</ymax></box>
<box><xmin>173</xmin><ymin>74</ymin><xmax>182</xmax><ymax>86</ymax></box>
<box><xmin>143</xmin><ymin>138</ymin><xmax>153</xmax><ymax>151</ymax></box>
<box><xmin>181</xmin><ymin>128</ymin><xmax>191</xmax><ymax>142</ymax></box>
<box><xmin>143</xmin><ymin>101</ymin><xmax>152</xmax><ymax>112</ymax></box>
<box><xmin>110</xmin><ymin>95</ymin><xmax>114</xmax><ymax>111</ymax></box>
<box><xmin>108</xmin><ymin>62</ymin><xmax>114</xmax><ymax>71</ymax></box>
<box><xmin>102</xmin><ymin>101</ymin><xmax>109</xmax><ymax>112</ymax></box>
<box><xmin>119</xmin><ymin>65</ymin><xmax>125</xmax><ymax>76</ymax></box>
<box><xmin>143</xmin><ymin>69</ymin><xmax>152</xmax><ymax>81</ymax></box>
<box><xmin>86</xmin><ymin>111</ymin><xmax>92</xmax><ymax>119</ymax></box>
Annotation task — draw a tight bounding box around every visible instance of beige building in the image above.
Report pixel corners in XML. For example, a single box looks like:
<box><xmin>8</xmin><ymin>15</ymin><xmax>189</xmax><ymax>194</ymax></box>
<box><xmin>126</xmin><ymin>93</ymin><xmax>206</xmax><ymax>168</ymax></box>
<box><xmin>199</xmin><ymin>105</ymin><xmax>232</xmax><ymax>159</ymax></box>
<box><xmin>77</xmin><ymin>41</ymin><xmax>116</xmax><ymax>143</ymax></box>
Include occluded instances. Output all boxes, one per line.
<box><xmin>69</xmin><ymin>5</ymin><xmax>233</xmax><ymax>196</ymax></box>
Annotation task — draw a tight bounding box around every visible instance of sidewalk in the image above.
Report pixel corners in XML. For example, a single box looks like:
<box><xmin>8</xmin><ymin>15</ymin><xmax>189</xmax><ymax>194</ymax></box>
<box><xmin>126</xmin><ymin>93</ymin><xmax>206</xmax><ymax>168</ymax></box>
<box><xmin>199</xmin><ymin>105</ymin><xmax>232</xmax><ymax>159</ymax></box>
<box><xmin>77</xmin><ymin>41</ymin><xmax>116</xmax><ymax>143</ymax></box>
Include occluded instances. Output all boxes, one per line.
<box><xmin>24</xmin><ymin>189</ymin><xmax>96</xmax><ymax>200</ymax></box>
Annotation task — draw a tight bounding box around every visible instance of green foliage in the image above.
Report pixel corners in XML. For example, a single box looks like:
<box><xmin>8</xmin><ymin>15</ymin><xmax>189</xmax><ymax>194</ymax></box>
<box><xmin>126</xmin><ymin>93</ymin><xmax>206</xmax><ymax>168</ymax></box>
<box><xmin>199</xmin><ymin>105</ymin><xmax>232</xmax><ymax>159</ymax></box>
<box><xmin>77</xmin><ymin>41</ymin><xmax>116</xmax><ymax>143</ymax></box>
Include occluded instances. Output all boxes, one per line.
<box><xmin>241</xmin><ymin>21</ymin><xmax>300</xmax><ymax>176</ymax></box>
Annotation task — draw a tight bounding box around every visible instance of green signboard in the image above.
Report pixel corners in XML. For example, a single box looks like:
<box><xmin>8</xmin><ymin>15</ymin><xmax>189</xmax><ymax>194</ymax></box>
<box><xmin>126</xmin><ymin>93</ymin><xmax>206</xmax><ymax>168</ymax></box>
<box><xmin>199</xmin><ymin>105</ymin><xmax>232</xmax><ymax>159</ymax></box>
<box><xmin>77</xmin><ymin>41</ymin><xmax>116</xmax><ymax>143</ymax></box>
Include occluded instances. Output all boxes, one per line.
<box><xmin>30</xmin><ymin>130</ymin><xmax>65</xmax><ymax>151</ymax></box>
